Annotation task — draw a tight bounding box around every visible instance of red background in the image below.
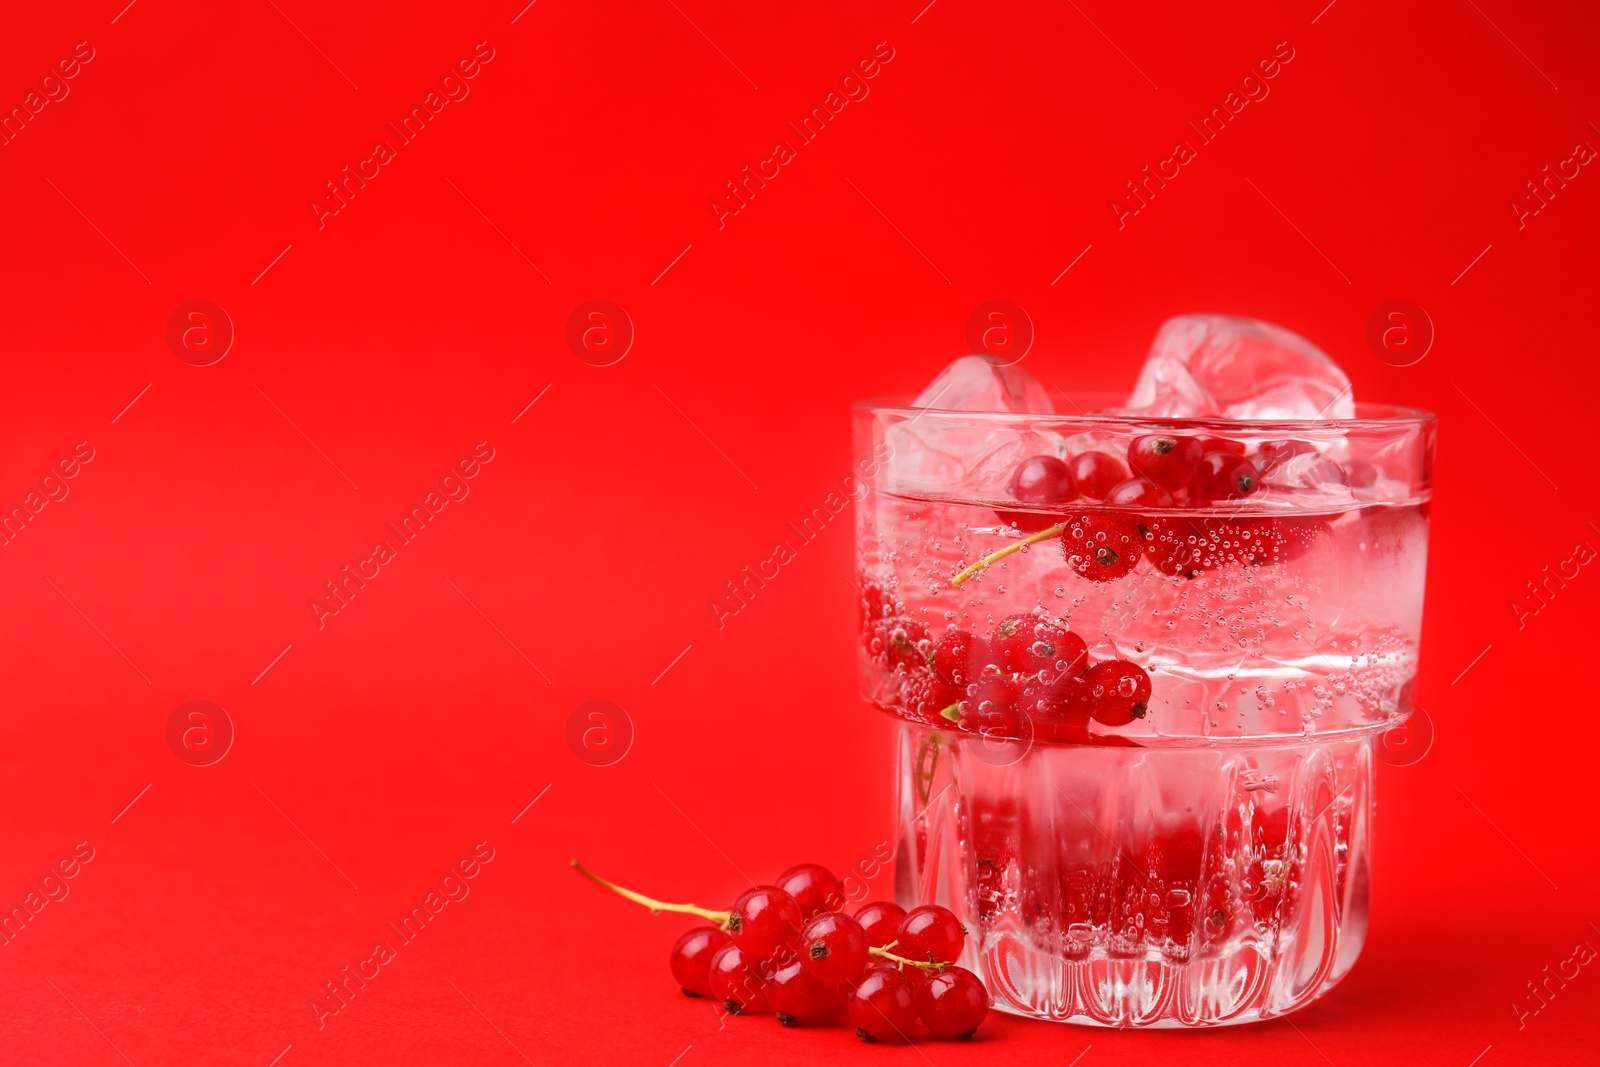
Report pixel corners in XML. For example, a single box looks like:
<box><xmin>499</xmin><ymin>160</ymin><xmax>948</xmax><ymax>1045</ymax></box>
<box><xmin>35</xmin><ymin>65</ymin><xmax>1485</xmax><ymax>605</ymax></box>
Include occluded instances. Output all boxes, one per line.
<box><xmin>1</xmin><ymin>0</ymin><xmax>1596</xmax><ymax>1063</ymax></box>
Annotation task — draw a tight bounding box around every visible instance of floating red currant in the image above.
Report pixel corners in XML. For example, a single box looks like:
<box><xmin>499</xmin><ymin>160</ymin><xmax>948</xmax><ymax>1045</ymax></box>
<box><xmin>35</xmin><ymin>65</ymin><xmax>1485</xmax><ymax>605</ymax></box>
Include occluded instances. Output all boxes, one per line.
<box><xmin>931</xmin><ymin>630</ymin><xmax>994</xmax><ymax>687</ymax></box>
<box><xmin>1055</xmin><ymin>636</ymin><xmax>1089</xmax><ymax>682</ymax></box>
<box><xmin>1142</xmin><ymin>515</ymin><xmax>1327</xmax><ymax>573</ymax></box>
<box><xmin>1002</xmin><ymin>455</ymin><xmax>1075</xmax><ymax>531</ymax></box>
<box><xmin>670</xmin><ymin>926</ymin><xmax>731</xmax><ymax>998</ymax></box>
<box><xmin>1020</xmin><ymin>668</ymin><xmax>1088</xmax><ymax>719</ymax></box>
<box><xmin>1139</xmin><ymin>516</ymin><xmax>1210</xmax><ymax>578</ymax></box>
<box><xmin>1062</xmin><ymin>513</ymin><xmax>1143</xmax><ymax>582</ymax></box>
<box><xmin>899</xmin><ymin>672</ymin><xmax>962</xmax><ymax>725</ymax></box>
<box><xmin>918</xmin><ymin>965</ymin><xmax>990</xmax><ymax>1039</ymax></box>
<box><xmin>857</xmin><ymin>574</ymin><xmax>902</xmax><ymax>632</ymax></box>
<box><xmin>957</xmin><ymin>675</ymin><xmax>1024</xmax><ymax>740</ymax></box>
<box><xmin>1196</xmin><ymin>451</ymin><xmax>1260</xmax><ymax>501</ymax></box>
<box><xmin>1084</xmin><ymin>660</ymin><xmax>1152</xmax><ymax>726</ymax></box>
<box><xmin>1195</xmin><ymin>435</ymin><xmax>1248</xmax><ymax>456</ymax></box>
<box><xmin>1129</xmin><ymin>434</ymin><xmax>1204</xmax><ymax>491</ymax></box>
<box><xmin>1106</xmin><ymin>476</ymin><xmax>1174</xmax><ymax>508</ymax></box>
<box><xmin>992</xmin><ymin>613</ymin><xmax>1078</xmax><ymax>675</ymax></box>
<box><xmin>1227</xmin><ymin>517</ymin><xmax>1325</xmax><ymax>565</ymax></box>
<box><xmin>869</xmin><ymin>617</ymin><xmax>930</xmax><ymax>673</ymax></box>
<box><xmin>1067</xmin><ymin>451</ymin><xmax>1126</xmax><ymax>500</ymax></box>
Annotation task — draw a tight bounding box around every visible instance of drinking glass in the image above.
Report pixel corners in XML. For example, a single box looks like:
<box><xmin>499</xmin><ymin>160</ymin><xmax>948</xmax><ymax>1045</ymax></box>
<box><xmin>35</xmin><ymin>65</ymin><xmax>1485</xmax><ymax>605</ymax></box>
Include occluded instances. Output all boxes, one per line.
<box><xmin>853</xmin><ymin>398</ymin><xmax>1434</xmax><ymax>1027</ymax></box>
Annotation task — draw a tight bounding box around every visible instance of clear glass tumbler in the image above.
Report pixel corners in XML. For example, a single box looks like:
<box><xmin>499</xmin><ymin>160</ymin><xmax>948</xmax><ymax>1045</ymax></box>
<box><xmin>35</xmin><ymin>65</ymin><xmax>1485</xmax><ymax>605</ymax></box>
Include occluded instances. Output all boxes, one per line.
<box><xmin>853</xmin><ymin>398</ymin><xmax>1434</xmax><ymax>1027</ymax></box>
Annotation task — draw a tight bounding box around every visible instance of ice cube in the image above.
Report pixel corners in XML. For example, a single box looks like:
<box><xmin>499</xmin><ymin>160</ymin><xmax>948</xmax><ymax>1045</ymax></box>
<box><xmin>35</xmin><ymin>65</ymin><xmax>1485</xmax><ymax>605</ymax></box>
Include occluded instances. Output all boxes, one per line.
<box><xmin>914</xmin><ymin>355</ymin><xmax>1055</xmax><ymax>414</ymax></box>
<box><xmin>885</xmin><ymin>357</ymin><xmax>1056</xmax><ymax>497</ymax></box>
<box><xmin>1127</xmin><ymin>315</ymin><xmax>1354</xmax><ymax>420</ymax></box>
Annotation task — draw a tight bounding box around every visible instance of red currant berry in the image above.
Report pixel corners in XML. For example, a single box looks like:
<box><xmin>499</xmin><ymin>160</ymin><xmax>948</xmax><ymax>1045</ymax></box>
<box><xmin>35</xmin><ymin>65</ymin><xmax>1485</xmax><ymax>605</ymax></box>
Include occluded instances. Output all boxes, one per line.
<box><xmin>1062</xmin><ymin>513</ymin><xmax>1143</xmax><ymax>582</ymax></box>
<box><xmin>1128</xmin><ymin>434</ymin><xmax>1204</xmax><ymax>491</ymax></box>
<box><xmin>1014</xmin><ymin>680</ymin><xmax>1052</xmax><ymax>724</ymax></box>
<box><xmin>727</xmin><ymin>886</ymin><xmax>804</xmax><ymax>959</ymax></box>
<box><xmin>1084</xmin><ymin>660</ymin><xmax>1152</xmax><ymax>726</ymax></box>
<box><xmin>762</xmin><ymin>941</ymin><xmax>801</xmax><ymax>973</ymax></box>
<box><xmin>1052</xmin><ymin>630</ymin><xmax>1090</xmax><ymax>680</ymax></box>
<box><xmin>670</xmin><ymin>926</ymin><xmax>731</xmax><ymax>998</ymax></box>
<box><xmin>854</xmin><ymin>901</ymin><xmax>907</xmax><ymax>949</ymax></box>
<box><xmin>1019</xmin><ymin>667</ymin><xmax>1089</xmax><ymax>720</ymax></box>
<box><xmin>776</xmin><ymin>864</ymin><xmax>845</xmax><ymax>918</ymax></box>
<box><xmin>899</xmin><ymin>964</ymin><xmax>932</xmax><ymax>993</ymax></box>
<box><xmin>1196</xmin><ymin>451</ymin><xmax>1260</xmax><ymax>501</ymax></box>
<box><xmin>848</xmin><ymin>966</ymin><xmax>920</xmax><ymax>1043</ymax></box>
<box><xmin>857</xmin><ymin>574</ymin><xmax>902</xmax><ymax>632</ymax></box>
<box><xmin>897</xmin><ymin>905</ymin><xmax>966</xmax><ymax>963</ymax></box>
<box><xmin>1138</xmin><ymin>516</ymin><xmax>1210</xmax><ymax>578</ymax></box>
<box><xmin>1231</xmin><ymin>517</ymin><xmax>1325</xmax><ymax>564</ymax></box>
<box><xmin>1067</xmin><ymin>451</ymin><xmax>1127</xmax><ymax>501</ymax></box>
<box><xmin>768</xmin><ymin>959</ymin><xmax>846</xmax><ymax>1026</ymax></box>
<box><xmin>958</xmin><ymin>675</ymin><xmax>1024</xmax><ymax>740</ymax></box>
<box><xmin>899</xmin><ymin>671</ymin><xmax>963</xmax><ymax>726</ymax></box>
<box><xmin>1195</xmin><ymin>435</ymin><xmax>1248</xmax><ymax>456</ymax></box>
<box><xmin>709</xmin><ymin>942</ymin><xmax>769</xmax><ymax>1014</ymax></box>
<box><xmin>869</xmin><ymin>617</ymin><xmax>930</xmax><ymax>673</ymax></box>
<box><xmin>931</xmin><ymin>630</ymin><xmax>994</xmax><ymax>687</ymax></box>
<box><xmin>990</xmin><ymin>613</ymin><xmax>1032</xmax><ymax>668</ymax></box>
<box><xmin>1106</xmin><ymin>476</ymin><xmax>1174</xmax><ymax>508</ymax></box>
<box><xmin>800</xmin><ymin>911</ymin><xmax>870</xmax><ymax>984</ymax></box>
<box><xmin>991</xmin><ymin>613</ymin><xmax>1071</xmax><ymax>675</ymax></box>
<box><xmin>998</xmin><ymin>633</ymin><xmax>1088</xmax><ymax>694</ymax></box>
<box><xmin>1002</xmin><ymin>455</ymin><xmax>1075</xmax><ymax>532</ymax></box>
<box><xmin>918</xmin><ymin>965</ymin><xmax>990</xmax><ymax>1039</ymax></box>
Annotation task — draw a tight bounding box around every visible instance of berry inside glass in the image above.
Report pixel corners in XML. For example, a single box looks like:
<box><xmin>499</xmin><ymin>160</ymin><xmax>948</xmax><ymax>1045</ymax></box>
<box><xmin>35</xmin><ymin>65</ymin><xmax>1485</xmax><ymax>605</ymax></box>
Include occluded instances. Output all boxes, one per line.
<box><xmin>853</xmin><ymin>395</ymin><xmax>1434</xmax><ymax>1027</ymax></box>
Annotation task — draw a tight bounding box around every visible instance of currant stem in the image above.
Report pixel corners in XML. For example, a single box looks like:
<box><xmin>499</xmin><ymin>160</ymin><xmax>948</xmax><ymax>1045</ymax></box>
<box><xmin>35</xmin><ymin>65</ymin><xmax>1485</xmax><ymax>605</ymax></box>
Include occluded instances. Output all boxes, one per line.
<box><xmin>570</xmin><ymin>860</ymin><xmax>732</xmax><ymax>926</ymax></box>
<box><xmin>951</xmin><ymin>522</ymin><xmax>1067</xmax><ymax>586</ymax></box>
<box><xmin>869</xmin><ymin>940</ymin><xmax>949</xmax><ymax>971</ymax></box>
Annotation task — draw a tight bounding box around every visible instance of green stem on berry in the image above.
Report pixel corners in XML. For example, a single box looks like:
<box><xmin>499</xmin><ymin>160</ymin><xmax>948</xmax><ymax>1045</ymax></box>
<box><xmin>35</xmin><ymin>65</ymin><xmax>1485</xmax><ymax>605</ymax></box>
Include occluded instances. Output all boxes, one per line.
<box><xmin>938</xmin><ymin>703</ymin><xmax>961</xmax><ymax>724</ymax></box>
<box><xmin>951</xmin><ymin>522</ymin><xmax>1067</xmax><ymax>586</ymax></box>
<box><xmin>570</xmin><ymin>860</ymin><xmax>732</xmax><ymax>927</ymax></box>
<box><xmin>869</xmin><ymin>939</ymin><xmax>949</xmax><ymax>971</ymax></box>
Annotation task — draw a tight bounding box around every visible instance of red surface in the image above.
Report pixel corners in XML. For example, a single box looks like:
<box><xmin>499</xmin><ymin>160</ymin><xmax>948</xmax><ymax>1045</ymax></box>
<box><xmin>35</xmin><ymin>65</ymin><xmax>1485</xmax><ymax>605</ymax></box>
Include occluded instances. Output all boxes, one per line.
<box><xmin>1</xmin><ymin>0</ymin><xmax>1597</xmax><ymax>1063</ymax></box>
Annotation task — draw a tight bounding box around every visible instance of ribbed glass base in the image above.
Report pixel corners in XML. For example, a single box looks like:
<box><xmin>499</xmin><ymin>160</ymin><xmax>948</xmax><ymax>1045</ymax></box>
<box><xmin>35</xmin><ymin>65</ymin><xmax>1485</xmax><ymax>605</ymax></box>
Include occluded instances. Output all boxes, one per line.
<box><xmin>894</xmin><ymin>723</ymin><xmax>1374</xmax><ymax>1027</ymax></box>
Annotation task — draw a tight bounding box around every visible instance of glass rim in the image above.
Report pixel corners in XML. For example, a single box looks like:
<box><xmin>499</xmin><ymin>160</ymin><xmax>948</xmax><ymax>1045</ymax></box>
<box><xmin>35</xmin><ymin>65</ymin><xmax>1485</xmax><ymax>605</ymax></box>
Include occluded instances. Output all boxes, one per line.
<box><xmin>855</xmin><ymin>395</ymin><xmax>1436</xmax><ymax>433</ymax></box>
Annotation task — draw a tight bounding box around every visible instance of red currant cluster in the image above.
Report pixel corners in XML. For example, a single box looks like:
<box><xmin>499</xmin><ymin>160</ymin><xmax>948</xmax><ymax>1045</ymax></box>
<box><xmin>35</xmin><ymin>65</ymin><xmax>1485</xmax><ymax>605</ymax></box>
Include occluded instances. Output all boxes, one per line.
<box><xmin>864</xmin><ymin>578</ymin><xmax>1152</xmax><ymax>744</ymax></box>
<box><xmin>957</xmin><ymin>433</ymin><xmax>1366</xmax><ymax>586</ymax></box>
<box><xmin>941</xmin><ymin>615</ymin><xmax>1151</xmax><ymax>740</ymax></box>
<box><xmin>573</xmin><ymin>860</ymin><xmax>989</xmax><ymax>1043</ymax></box>
<box><xmin>1007</xmin><ymin>433</ymin><xmax>1373</xmax><ymax>518</ymax></box>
